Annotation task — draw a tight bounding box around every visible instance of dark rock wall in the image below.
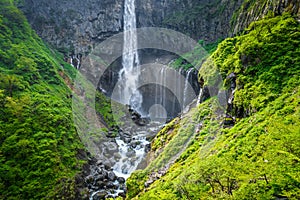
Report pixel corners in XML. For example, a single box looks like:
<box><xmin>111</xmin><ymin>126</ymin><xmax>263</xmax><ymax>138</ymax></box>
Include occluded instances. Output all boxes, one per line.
<box><xmin>20</xmin><ymin>0</ymin><xmax>243</xmax><ymax>55</ymax></box>
<box><xmin>20</xmin><ymin>0</ymin><xmax>299</xmax><ymax>55</ymax></box>
<box><xmin>232</xmin><ymin>0</ymin><xmax>300</xmax><ymax>35</ymax></box>
<box><xmin>136</xmin><ymin>0</ymin><xmax>243</xmax><ymax>41</ymax></box>
<box><xmin>20</xmin><ymin>0</ymin><xmax>124</xmax><ymax>55</ymax></box>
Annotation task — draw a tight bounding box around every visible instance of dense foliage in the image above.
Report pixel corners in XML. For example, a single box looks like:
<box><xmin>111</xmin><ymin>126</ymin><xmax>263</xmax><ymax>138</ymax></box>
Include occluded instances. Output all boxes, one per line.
<box><xmin>1</xmin><ymin>0</ymin><xmax>299</xmax><ymax>199</ymax></box>
<box><xmin>0</xmin><ymin>1</ymin><xmax>87</xmax><ymax>199</ymax></box>
<box><xmin>127</xmin><ymin>14</ymin><xmax>300</xmax><ymax>199</ymax></box>
<box><xmin>170</xmin><ymin>39</ymin><xmax>222</xmax><ymax>71</ymax></box>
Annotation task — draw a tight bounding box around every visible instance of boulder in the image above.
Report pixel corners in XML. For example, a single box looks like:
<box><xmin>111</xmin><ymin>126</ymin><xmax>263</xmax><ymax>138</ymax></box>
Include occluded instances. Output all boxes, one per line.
<box><xmin>106</xmin><ymin>182</ymin><xmax>115</xmax><ymax>189</ymax></box>
<box><xmin>85</xmin><ymin>175</ymin><xmax>94</xmax><ymax>184</ymax></box>
<box><xmin>118</xmin><ymin>192</ymin><xmax>126</xmax><ymax>198</ymax></box>
<box><xmin>95</xmin><ymin>180</ymin><xmax>105</xmax><ymax>189</ymax></box>
<box><xmin>92</xmin><ymin>190</ymin><xmax>107</xmax><ymax>200</ymax></box>
<box><xmin>107</xmin><ymin>171</ymin><xmax>117</xmax><ymax>181</ymax></box>
<box><xmin>117</xmin><ymin>177</ymin><xmax>126</xmax><ymax>184</ymax></box>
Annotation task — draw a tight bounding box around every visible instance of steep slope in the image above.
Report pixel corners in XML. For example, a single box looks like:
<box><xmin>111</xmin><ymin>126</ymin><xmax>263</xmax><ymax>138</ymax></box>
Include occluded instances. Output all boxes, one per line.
<box><xmin>126</xmin><ymin>13</ymin><xmax>300</xmax><ymax>199</ymax></box>
<box><xmin>0</xmin><ymin>1</ymin><xmax>89</xmax><ymax>199</ymax></box>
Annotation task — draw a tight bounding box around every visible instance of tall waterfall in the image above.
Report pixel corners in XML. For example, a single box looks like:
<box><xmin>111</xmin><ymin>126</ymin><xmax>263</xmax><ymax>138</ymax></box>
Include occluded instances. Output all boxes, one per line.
<box><xmin>118</xmin><ymin>0</ymin><xmax>142</xmax><ymax>112</ymax></box>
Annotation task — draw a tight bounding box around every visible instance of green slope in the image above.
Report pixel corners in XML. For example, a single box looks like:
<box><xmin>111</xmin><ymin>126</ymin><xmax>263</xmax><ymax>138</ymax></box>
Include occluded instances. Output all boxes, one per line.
<box><xmin>127</xmin><ymin>14</ymin><xmax>300</xmax><ymax>199</ymax></box>
<box><xmin>0</xmin><ymin>1</ymin><xmax>87</xmax><ymax>199</ymax></box>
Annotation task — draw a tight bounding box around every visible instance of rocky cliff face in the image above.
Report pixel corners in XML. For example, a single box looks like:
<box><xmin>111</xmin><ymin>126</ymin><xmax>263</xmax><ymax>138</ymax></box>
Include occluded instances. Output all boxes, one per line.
<box><xmin>20</xmin><ymin>0</ymin><xmax>124</xmax><ymax>55</ymax></box>
<box><xmin>20</xmin><ymin>0</ymin><xmax>243</xmax><ymax>56</ymax></box>
<box><xmin>232</xmin><ymin>0</ymin><xmax>300</xmax><ymax>35</ymax></box>
<box><xmin>20</xmin><ymin>0</ymin><xmax>299</xmax><ymax>56</ymax></box>
<box><xmin>136</xmin><ymin>0</ymin><xmax>243</xmax><ymax>41</ymax></box>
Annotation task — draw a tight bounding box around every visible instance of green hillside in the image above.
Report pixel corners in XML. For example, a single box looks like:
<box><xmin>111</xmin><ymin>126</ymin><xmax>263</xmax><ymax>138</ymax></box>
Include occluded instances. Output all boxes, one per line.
<box><xmin>127</xmin><ymin>13</ymin><xmax>300</xmax><ymax>199</ymax></box>
<box><xmin>1</xmin><ymin>0</ymin><xmax>299</xmax><ymax>199</ymax></box>
<box><xmin>0</xmin><ymin>1</ymin><xmax>87</xmax><ymax>199</ymax></box>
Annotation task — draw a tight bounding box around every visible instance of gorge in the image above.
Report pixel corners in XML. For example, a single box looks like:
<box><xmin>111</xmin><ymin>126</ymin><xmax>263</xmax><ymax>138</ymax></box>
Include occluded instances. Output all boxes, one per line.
<box><xmin>0</xmin><ymin>0</ymin><xmax>299</xmax><ymax>200</ymax></box>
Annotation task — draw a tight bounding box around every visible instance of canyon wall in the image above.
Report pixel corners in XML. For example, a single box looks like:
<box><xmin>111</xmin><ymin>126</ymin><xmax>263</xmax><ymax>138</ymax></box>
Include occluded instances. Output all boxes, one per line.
<box><xmin>20</xmin><ymin>0</ymin><xmax>299</xmax><ymax>56</ymax></box>
<box><xmin>20</xmin><ymin>0</ymin><xmax>243</xmax><ymax>55</ymax></box>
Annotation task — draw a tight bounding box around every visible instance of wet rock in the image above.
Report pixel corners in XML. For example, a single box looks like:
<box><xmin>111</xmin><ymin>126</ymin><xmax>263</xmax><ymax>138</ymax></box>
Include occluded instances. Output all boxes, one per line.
<box><xmin>122</xmin><ymin>131</ymin><xmax>131</xmax><ymax>137</ymax></box>
<box><xmin>119</xmin><ymin>184</ymin><xmax>126</xmax><ymax>192</ymax></box>
<box><xmin>102</xmin><ymin>171</ymin><xmax>109</xmax><ymax>179</ymax></box>
<box><xmin>107</xmin><ymin>171</ymin><xmax>117</xmax><ymax>181</ymax></box>
<box><xmin>106</xmin><ymin>182</ymin><xmax>115</xmax><ymax>189</ymax></box>
<box><xmin>103</xmin><ymin>160</ymin><xmax>113</xmax><ymax>169</ymax></box>
<box><xmin>130</xmin><ymin>141</ymin><xmax>139</xmax><ymax>148</ymax></box>
<box><xmin>104</xmin><ymin>164</ymin><xmax>112</xmax><ymax>171</ymax></box>
<box><xmin>106</xmin><ymin>194</ymin><xmax>115</xmax><ymax>199</ymax></box>
<box><xmin>120</xmin><ymin>132</ymin><xmax>132</xmax><ymax>144</ymax></box>
<box><xmin>227</xmin><ymin>72</ymin><xmax>236</xmax><ymax>80</ymax></box>
<box><xmin>136</xmin><ymin>117</ymin><xmax>151</xmax><ymax>126</ymax></box>
<box><xmin>105</xmin><ymin>142</ymin><xmax>118</xmax><ymax>154</ymax></box>
<box><xmin>121</xmin><ymin>165</ymin><xmax>129</xmax><ymax>174</ymax></box>
<box><xmin>92</xmin><ymin>190</ymin><xmax>107</xmax><ymax>200</ymax></box>
<box><xmin>126</xmin><ymin>149</ymin><xmax>136</xmax><ymax>157</ymax></box>
<box><xmin>130</xmin><ymin>157</ymin><xmax>139</xmax><ymax>165</ymax></box>
<box><xmin>117</xmin><ymin>177</ymin><xmax>125</xmax><ymax>184</ymax></box>
<box><xmin>95</xmin><ymin>180</ymin><xmax>105</xmax><ymax>189</ymax></box>
<box><xmin>85</xmin><ymin>175</ymin><xmax>94</xmax><ymax>184</ymax></box>
<box><xmin>96</xmin><ymin>160</ymin><xmax>103</xmax><ymax>166</ymax></box>
<box><xmin>88</xmin><ymin>156</ymin><xmax>97</xmax><ymax>165</ymax></box>
<box><xmin>118</xmin><ymin>192</ymin><xmax>126</xmax><ymax>198</ymax></box>
<box><xmin>96</xmin><ymin>167</ymin><xmax>103</xmax><ymax>175</ymax></box>
<box><xmin>113</xmin><ymin>152</ymin><xmax>122</xmax><ymax>161</ymax></box>
<box><xmin>145</xmin><ymin>143</ymin><xmax>151</xmax><ymax>153</ymax></box>
<box><xmin>121</xmin><ymin>136</ymin><xmax>132</xmax><ymax>144</ymax></box>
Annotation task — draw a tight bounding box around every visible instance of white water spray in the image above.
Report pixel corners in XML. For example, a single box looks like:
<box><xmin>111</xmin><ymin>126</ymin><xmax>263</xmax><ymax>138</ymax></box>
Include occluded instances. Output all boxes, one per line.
<box><xmin>183</xmin><ymin>68</ymin><xmax>193</xmax><ymax>108</ymax></box>
<box><xmin>118</xmin><ymin>0</ymin><xmax>142</xmax><ymax>112</ymax></box>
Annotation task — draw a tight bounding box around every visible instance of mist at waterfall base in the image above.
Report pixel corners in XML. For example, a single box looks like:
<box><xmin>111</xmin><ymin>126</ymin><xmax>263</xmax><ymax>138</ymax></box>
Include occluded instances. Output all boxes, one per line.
<box><xmin>99</xmin><ymin>52</ymin><xmax>200</xmax><ymax>121</ymax></box>
<box><xmin>99</xmin><ymin>60</ymin><xmax>200</xmax><ymax>177</ymax></box>
<box><xmin>90</xmin><ymin>0</ymin><xmax>201</xmax><ymax>198</ymax></box>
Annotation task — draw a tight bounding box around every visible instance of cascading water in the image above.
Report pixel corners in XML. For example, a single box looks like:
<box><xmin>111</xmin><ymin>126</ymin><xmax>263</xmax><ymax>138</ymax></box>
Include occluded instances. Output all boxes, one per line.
<box><xmin>118</xmin><ymin>0</ymin><xmax>142</xmax><ymax>113</ymax></box>
<box><xmin>70</xmin><ymin>55</ymin><xmax>81</xmax><ymax>69</ymax></box>
<box><xmin>197</xmin><ymin>88</ymin><xmax>203</xmax><ymax>105</ymax></box>
<box><xmin>89</xmin><ymin>1</ymin><xmax>202</xmax><ymax>198</ymax></box>
<box><xmin>160</xmin><ymin>67</ymin><xmax>166</xmax><ymax>118</ymax></box>
<box><xmin>113</xmin><ymin>0</ymin><xmax>152</xmax><ymax>181</ymax></box>
<box><xmin>183</xmin><ymin>68</ymin><xmax>193</xmax><ymax>108</ymax></box>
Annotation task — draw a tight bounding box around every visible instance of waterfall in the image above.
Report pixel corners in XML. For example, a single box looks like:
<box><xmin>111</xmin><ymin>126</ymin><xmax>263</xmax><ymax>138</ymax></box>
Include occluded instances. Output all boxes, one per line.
<box><xmin>183</xmin><ymin>68</ymin><xmax>193</xmax><ymax>108</ymax></box>
<box><xmin>159</xmin><ymin>67</ymin><xmax>167</xmax><ymax>118</ymax></box>
<box><xmin>113</xmin><ymin>135</ymin><xmax>149</xmax><ymax>179</ymax></box>
<box><xmin>118</xmin><ymin>0</ymin><xmax>142</xmax><ymax>112</ymax></box>
<box><xmin>197</xmin><ymin>88</ymin><xmax>203</xmax><ymax>105</ymax></box>
<box><xmin>112</xmin><ymin>0</ymin><xmax>151</xmax><ymax>181</ymax></box>
<box><xmin>70</xmin><ymin>55</ymin><xmax>81</xmax><ymax>69</ymax></box>
<box><xmin>178</xmin><ymin>68</ymin><xmax>184</xmax><ymax>109</ymax></box>
<box><xmin>75</xmin><ymin>56</ymin><xmax>80</xmax><ymax>69</ymax></box>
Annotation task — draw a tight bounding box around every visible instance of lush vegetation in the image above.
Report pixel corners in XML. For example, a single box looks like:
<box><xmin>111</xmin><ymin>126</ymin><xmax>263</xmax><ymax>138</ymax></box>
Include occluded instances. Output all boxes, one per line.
<box><xmin>0</xmin><ymin>1</ymin><xmax>126</xmax><ymax>198</ymax></box>
<box><xmin>127</xmin><ymin>14</ymin><xmax>300</xmax><ymax>199</ymax></box>
<box><xmin>0</xmin><ymin>1</ymin><xmax>88</xmax><ymax>199</ymax></box>
<box><xmin>170</xmin><ymin>39</ymin><xmax>222</xmax><ymax>71</ymax></box>
<box><xmin>1</xmin><ymin>0</ymin><xmax>299</xmax><ymax>199</ymax></box>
